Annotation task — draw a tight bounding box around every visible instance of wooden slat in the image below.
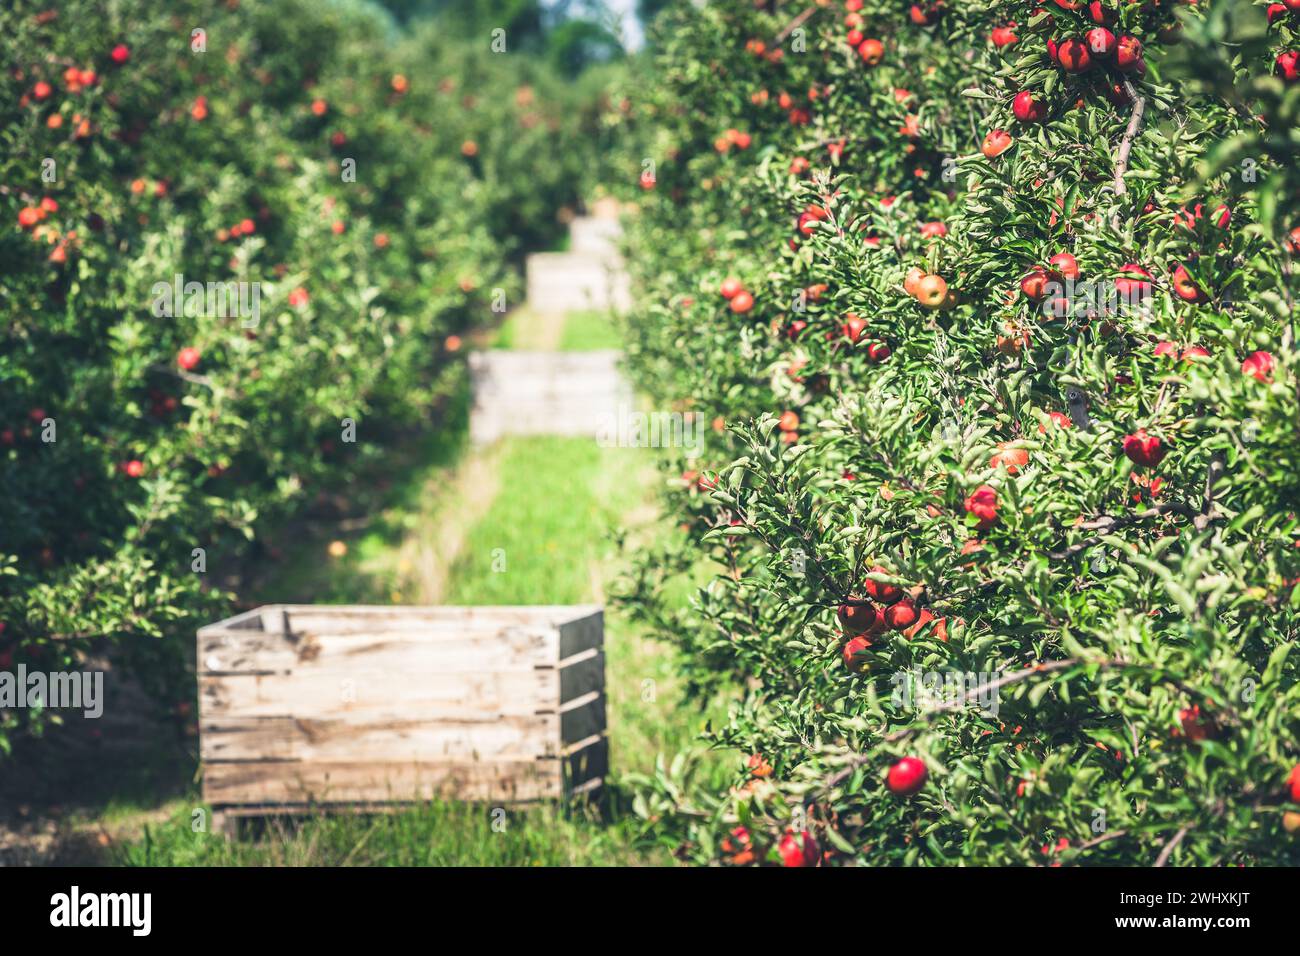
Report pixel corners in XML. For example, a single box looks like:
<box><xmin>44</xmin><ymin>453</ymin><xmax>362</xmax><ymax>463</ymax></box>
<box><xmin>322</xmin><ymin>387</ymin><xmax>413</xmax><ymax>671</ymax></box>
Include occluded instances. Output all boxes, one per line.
<box><xmin>557</xmin><ymin>648</ymin><xmax>604</xmax><ymax>704</ymax></box>
<box><xmin>203</xmin><ymin>760</ymin><xmax>564</xmax><ymax>805</ymax></box>
<box><xmin>200</xmin><ymin>713</ymin><xmax>562</xmax><ymax>763</ymax></box>
<box><xmin>557</xmin><ymin>608</ymin><xmax>603</xmax><ymax>658</ymax></box>
<box><xmin>276</xmin><ymin>604</ymin><xmax>600</xmax><ymax>634</ymax></box>
<box><xmin>198</xmin><ymin>627</ymin><xmax>558</xmax><ymax>675</ymax></box>
<box><xmin>563</xmin><ymin>736</ymin><xmax>608</xmax><ymax>790</ymax></box>
<box><xmin>199</xmin><ymin>669</ymin><xmax>558</xmax><ymax>719</ymax></box>
<box><xmin>558</xmin><ymin>692</ymin><xmax>605</xmax><ymax>745</ymax></box>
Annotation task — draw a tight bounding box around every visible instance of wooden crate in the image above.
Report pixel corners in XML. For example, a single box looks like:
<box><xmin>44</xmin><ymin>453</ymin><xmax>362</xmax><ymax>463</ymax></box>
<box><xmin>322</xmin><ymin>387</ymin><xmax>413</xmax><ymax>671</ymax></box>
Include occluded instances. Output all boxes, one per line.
<box><xmin>197</xmin><ymin>604</ymin><xmax>606</xmax><ymax>830</ymax></box>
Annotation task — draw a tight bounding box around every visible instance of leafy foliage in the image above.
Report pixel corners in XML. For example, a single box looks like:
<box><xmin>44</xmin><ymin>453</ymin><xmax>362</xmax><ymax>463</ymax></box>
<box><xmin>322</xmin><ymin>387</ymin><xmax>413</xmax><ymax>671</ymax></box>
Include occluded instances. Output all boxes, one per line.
<box><xmin>0</xmin><ymin>0</ymin><xmax>615</xmax><ymax>749</ymax></box>
<box><xmin>618</xmin><ymin>0</ymin><xmax>1300</xmax><ymax>865</ymax></box>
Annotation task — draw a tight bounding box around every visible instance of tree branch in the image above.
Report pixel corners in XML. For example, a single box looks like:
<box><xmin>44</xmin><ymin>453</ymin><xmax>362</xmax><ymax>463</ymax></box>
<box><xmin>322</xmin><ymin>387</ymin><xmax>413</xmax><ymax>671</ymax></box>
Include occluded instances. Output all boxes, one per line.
<box><xmin>1048</xmin><ymin>500</ymin><xmax>1194</xmax><ymax>561</ymax></box>
<box><xmin>775</xmin><ymin>6</ymin><xmax>816</xmax><ymax>45</ymax></box>
<box><xmin>1154</xmin><ymin>823</ymin><xmax>1190</xmax><ymax>867</ymax></box>
<box><xmin>1110</xmin><ymin>80</ymin><xmax>1147</xmax><ymax>230</ymax></box>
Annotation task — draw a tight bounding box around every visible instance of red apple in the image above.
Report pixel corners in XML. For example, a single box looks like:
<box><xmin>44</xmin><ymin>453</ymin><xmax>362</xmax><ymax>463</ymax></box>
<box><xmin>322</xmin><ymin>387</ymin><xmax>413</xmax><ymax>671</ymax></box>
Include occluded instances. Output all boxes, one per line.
<box><xmin>1242</xmin><ymin>350</ymin><xmax>1276</xmax><ymax>383</ymax></box>
<box><xmin>1012</xmin><ymin>91</ymin><xmax>1047</xmax><ymax>123</ymax></box>
<box><xmin>1115</xmin><ymin>36</ymin><xmax>1143</xmax><ymax>72</ymax></box>
<box><xmin>778</xmin><ymin>829</ymin><xmax>818</xmax><ymax>867</ymax></box>
<box><xmin>842</xmin><ymin>634</ymin><xmax>872</xmax><ymax>672</ymax></box>
<box><xmin>1170</xmin><ymin>263</ymin><xmax>1209</xmax><ymax>303</ymax></box>
<box><xmin>1115</xmin><ymin>263</ymin><xmax>1153</xmax><ymax>302</ymax></box>
<box><xmin>884</xmin><ymin>598</ymin><xmax>919</xmax><ymax>631</ymax></box>
<box><xmin>863</xmin><ymin>565</ymin><xmax>902</xmax><ymax>605</ymax></box>
<box><xmin>838</xmin><ymin>600</ymin><xmax>878</xmax><ymax>634</ymax></box>
<box><xmin>1086</xmin><ymin>27</ymin><xmax>1116</xmax><ymax>58</ymax></box>
<box><xmin>982</xmin><ymin>128</ymin><xmax>1013</xmax><ymax>158</ymax></box>
<box><xmin>1122</xmin><ymin>429</ymin><xmax>1166</xmax><ymax>467</ymax></box>
<box><xmin>1277</xmin><ymin>51</ymin><xmax>1300</xmax><ymax>82</ymax></box>
<box><xmin>991</xmin><ymin>25</ymin><xmax>1019</xmax><ymax>48</ymax></box>
<box><xmin>886</xmin><ymin>757</ymin><xmax>928</xmax><ymax>796</ymax></box>
<box><xmin>964</xmin><ymin>484</ymin><xmax>999</xmax><ymax>529</ymax></box>
<box><xmin>1057</xmin><ymin>38</ymin><xmax>1092</xmax><ymax>73</ymax></box>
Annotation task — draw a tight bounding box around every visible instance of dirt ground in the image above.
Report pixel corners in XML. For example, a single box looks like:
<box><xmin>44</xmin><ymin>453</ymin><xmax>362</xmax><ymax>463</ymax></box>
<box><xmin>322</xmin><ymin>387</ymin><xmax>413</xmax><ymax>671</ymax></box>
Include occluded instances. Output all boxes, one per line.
<box><xmin>0</xmin><ymin>655</ymin><xmax>193</xmax><ymax>865</ymax></box>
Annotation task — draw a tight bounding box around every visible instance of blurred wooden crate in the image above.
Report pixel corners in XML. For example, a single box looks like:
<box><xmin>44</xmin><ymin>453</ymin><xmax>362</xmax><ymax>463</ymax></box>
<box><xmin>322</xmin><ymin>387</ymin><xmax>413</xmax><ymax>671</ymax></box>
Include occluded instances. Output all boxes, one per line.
<box><xmin>197</xmin><ymin>604</ymin><xmax>606</xmax><ymax>831</ymax></box>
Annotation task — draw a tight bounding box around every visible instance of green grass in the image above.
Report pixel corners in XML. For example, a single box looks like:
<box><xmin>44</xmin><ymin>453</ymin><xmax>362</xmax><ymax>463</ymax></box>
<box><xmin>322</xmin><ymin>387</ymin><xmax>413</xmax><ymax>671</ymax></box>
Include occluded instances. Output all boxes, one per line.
<box><xmin>120</xmin><ymin>800</ymin><xmax>660</xmax><ymax>867</ymax></box>
<box><xmin>445</xmin><ymin>437</ymin><xmax>630</xmax><ymax>604</ymax></box>
<box><xmin>558</xmin><ymin>310</ymin><xmax>623</xmax><ymax>351</ymax></box>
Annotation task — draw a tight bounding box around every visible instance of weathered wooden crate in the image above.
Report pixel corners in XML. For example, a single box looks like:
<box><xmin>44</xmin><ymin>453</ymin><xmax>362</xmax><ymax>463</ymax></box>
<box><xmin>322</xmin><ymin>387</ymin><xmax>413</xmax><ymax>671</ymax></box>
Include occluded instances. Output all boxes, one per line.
<box><xmin>197</xmin><ymin>604</ymin><xmax>606</xmax><ymax>830</ymax></box>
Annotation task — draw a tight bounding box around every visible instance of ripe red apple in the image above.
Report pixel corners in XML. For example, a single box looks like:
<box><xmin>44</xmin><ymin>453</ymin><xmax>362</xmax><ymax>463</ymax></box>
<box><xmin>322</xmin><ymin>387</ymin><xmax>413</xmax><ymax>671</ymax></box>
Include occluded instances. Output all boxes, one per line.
<box><xmin>1242</xmin><ymin>350</ymin><xmax>1276</xmax><ymax>383</ymax></box>
<box><xmin>915</xmin><ymin>274</ymin><xmax>948</xmax><ymax>309</ymax></box>
<box><xmin>1115</xmin><ymin>36</ymin><xmax>1143</xmax><ymax>72</ymax></box>
<box><xmin>884</xmin><ymin>598</ymin><xmax>919</xmax><ymax>631</ymax></box>
<box><xmin>867</xmin><ymin>342</ymin><xmax>892</xmax><ymax>362</ymax></box>
<box><xmin>838</xmin><ymin>600</ymin><xmax>878</xmax><ymax>634</ymax></box>
<box><xmin>1114</xmin><ymin>263</ymin><xmax>1153</xmax><ymax>302</ymax></box>
<box><xmin>982</xmin><ymin>128</ymin><xmax>1013</xmax><ymax>158</ymax></box>
<box><xmin>1277</xmin><ymin>51</ymin><xmax>1300</xmax><ymax>82</ymax></box>
<box><xmin>1178</xmin><ymin>705</ymin><xmax>1216</xmax><ymax>742</ymax></box>
<box><xmin>991</xmin><ymin>25</ymin><xmax>1018</xmax><ymax>48</ymax></box>
<box><xmin>1122</xmin><ymin>429</ymin><xmax>1166</xmax><ymax>467</ymax></box>
<box><xmin>990</xmin><ymin>441</ymin><xmax>1029</xmax><ymax>474</ymax></box>
<box><xmin>863</xmin><ymin>566</ymin><xmax>903</xmax><ymax>605</ymax></box>
<box><xmin>1048</xmin><ymin>252</ymin><xmax>1080</xmax><ymax>281</ymax></box>
<box><xmin>177</xmin><ymin>346</ymin><xmax>201</xmax><ymax>371</ymax></box>
<box><xmin>842</xmin><ymin>313</ymin><xmax>869</xmax><ymax>342</ymax></box>
<box><xmin>842</xmin><ymin>634</ymin><xmax>872</xmax><ymax>672</ymax></box>
<box><xmin>778</xmin><ymin>829</ymin><xmax>818</xmax><ymax>867</ymax></box>
<box><xmin>1038</xmin><ymin>411</ymin><xmax>1072</xmax><ymax>433</ymax></box>
<box><xmin>1020</xmin><ymin>265</ymin><xmax>1059</xmax><ymax>301</ymax></box>
<box><xmin>110</xmin><ymin>44</ymin><xmax>131</xmax><ymax>65</ymax></box>
<box><xmin>909</xmin><ymin>2</ymin><xmax>941</xmax><ymax>26</ymax></box>
<box><xmin>858</xmin><ymin>38</ymin><xmax>885</xmax><ymax>66</ymax></box>
<box><xmin>1268</xmin><ymin>4</ymin><xmax>1290</xmax><ymax>26</ymax></box>
<box><xmin>1089</xmin><ymin>1</ymin><xmax>1113</xmax><ymax>24</ymax></box>
<box><xmin>964</xmin><ymin>484</ymin><xmax>999</xmax><ymax>529</ymax></box>
<box><xmin>123</xmin><ymin>459</ymin><xmax>146</xmax><ymax>478</ymax></box>
<box><xmin>1057</xmin><ymin>38</ymin><xmax>1092</xmax><ymax>73</ymax></box>
<box><xmin>1170</xmin><ymin>263</ymin><xmax>1209</xmax><ymax>303</ymax></box>
<box><xmin>719</xmin><ymin>277</ymin><xmax>743</xmax><ymax>299</ymax></box>
<box><xmin>1012</xmin><ymin>91</ymin><xmax>1047</xmax><ymax>123</ymax></box>
<box><xmin>1288</xmin><ymin>764</ymin><xmax>1300</xmax><ymax>803</ymax></box>
<box><xmin>729</xmin><ymin>290</ymin><xmax>754</xmax><ymax>314</ymax></box>
<box><xmin>904</xmin><ymin>266</ymin><xmax>926</xmax><ymax>297</ymax></box>
<box><xmin>886</xmin><ymin>757</ymin><xmax>928</xmax><ymax>796</ymax></box>
<box><xmin>1086</xmin><ymin>27</ymin><xmax>1116</xmax><ymax>58</ymax></box>
<box><xmin>846</xmin><ymin>28</ymin><xmax>864</xmax><ymax>47</ymax></box>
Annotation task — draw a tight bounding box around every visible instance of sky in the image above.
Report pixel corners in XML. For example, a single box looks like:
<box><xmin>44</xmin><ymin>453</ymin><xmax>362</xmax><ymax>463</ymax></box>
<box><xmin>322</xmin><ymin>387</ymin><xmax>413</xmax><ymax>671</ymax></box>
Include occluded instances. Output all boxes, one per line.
<box><xmin>605</xmin><ymin>0</ymin><xmax>645</xmax><ymax>50</ymax></box>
